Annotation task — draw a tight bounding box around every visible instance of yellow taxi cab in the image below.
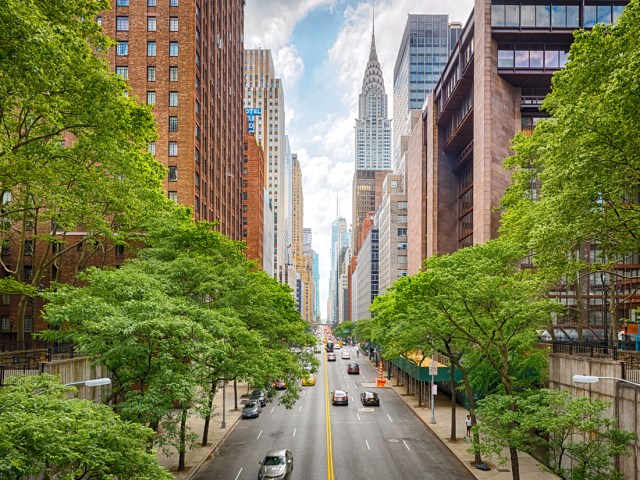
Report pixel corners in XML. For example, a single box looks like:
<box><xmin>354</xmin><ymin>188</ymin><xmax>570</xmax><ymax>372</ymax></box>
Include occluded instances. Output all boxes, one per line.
<box><xmin>302</xmin><ymin>374</ymin><xmax>316</xmax><ymax>386</ymax></box>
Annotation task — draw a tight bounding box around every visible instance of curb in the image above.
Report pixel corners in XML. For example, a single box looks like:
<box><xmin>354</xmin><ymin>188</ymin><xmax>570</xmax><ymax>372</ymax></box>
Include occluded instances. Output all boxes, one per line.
<box><xmin>184</xmin><ymin>414</ymin><xmax>242</xmax><ymax>480</ymax></box>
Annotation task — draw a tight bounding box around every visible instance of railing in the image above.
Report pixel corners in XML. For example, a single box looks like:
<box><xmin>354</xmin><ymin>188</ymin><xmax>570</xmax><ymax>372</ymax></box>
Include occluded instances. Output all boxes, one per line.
<box><xmin>0</xmin><ymin>344</ymin><xmax>75</xmax><ymax>368</ymax></box>
<box><xmin>0</xmin><ymin>364</ymin><xmax>44</xmax><ymax>387</ymax></box>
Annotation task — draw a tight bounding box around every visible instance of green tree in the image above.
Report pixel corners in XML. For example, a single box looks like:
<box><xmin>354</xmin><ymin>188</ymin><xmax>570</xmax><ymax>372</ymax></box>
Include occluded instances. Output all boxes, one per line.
<box><xmin>0</xmin><ymin>374</ymin><xmax>171</xmax><ymax>480</ymax></box>
<box><xmin>0</xmin><ymin>0</ymin><xmax>167</xmax><ymax>348</ymax></box>
<box><xmin>475</xmin><ymin>389</ymin><xmax>637</xmax><ymax>480</ymax></box>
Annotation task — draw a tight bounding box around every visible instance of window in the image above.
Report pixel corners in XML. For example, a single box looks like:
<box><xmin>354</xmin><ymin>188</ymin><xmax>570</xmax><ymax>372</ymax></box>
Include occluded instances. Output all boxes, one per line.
<box><xmin>116</xmin><ymin>41</ymin><xmax>128</xmax><ymax>56</ymax></box>
<box><xmin>195</xmin><ymin>172</ymin><xmax>200</xmax><ymax>189</ymax></box>
<box><xmin>397</xmin><ymin>201</ymin><xmax>407</xmax><ymax>209</ymax></box>
<box><xmin>148</xmin><ymin>0</ymin><xmax>156</xmax><ymax>5</ymax></box>
<box><xmin>24</xmin><ymin>316</ymin><xmax>33</xmax><ymax>333</ymax></box>
<box><xmin>0</xmin><ymin>316</ymin><xmax>10</xmax><ymax>332</ymax></box>
<box><xmin>168</xmin><ymin>166</ymin><xmax>177</xmax><ymax>181</ymax></box>
<box><xmin>168</xmin><ymin>191</ymin><xmax>178</xmax><ymax>202</ymax></box>
<box><xmin>168</xmin><ymin>141</ymin><xmax>178</xmax><ymax>156</ymax></box>
<box><xmin>1</xmin><ymin>243</ymin><xmax>9</xmax><ymax>256</ymax></box>
<box><xmin>146</xmin><ymin>91</ymin><xmax>156</xmax><ymax>105</ymax></box>
<box><xmin>169</xmin><ymin>16</ymin><xmax>178</xmax><ymax>31</ymax></box>
<box><xmin>96</xmin><ymin>16</ymin><xmax>102</xmax><ymax>26</ymax></box>
<box><xmin>51</xmin><ymin>264</ymin><xmax>58</xmax><ymax>281</ymax></box>
<box><xmin>24</xmin><ymin>240</ymin><xmax>33</xmax><ymax>256</ymax></box>
<box><xmin>169</xmin><ymin>116</ymin><xmax>178</xmax><ymax>131</ymax></box>
<box><xmin>242</xmin><ymin>205</ymin><xmax>248</xmax><ymax>212</ymax></box>
<box><xmin>24</xmin><ymin>266</ymin><xmax>33</xmax><ymax>281</ymax></box>
<box><xmin>194</xmin><ymin>196</ymin><xmax>200</xmax><ymax>213</ymax></box>
<box><xmin>169</xmin><ymin>41</ymin><xmax>178</xmax><ymax>56</ymax></box>
<box><xmin>147</xmin><ymin>16</ymin><xmax>156</xmax><ymax>31</ymax></box>
<box><xmin>147</xmin><ymin>66</ymin><xmax>156</xmax><ymax>81</ymax></box>
<box><xmin>147</xmin><ymin>41</ymin><xmax>156</xmax><ymax>56</ymax></box>
<box><xmin>116</xmin><ymin>16</ymin><xmax>129</xmax><ymax>31</ymax></box>
<box><xmin>1</xmin><ymin>294</ymin><xmax>9</xmax><ymax>305</ymax></box>
<box><xmin>397</xmin><ymin>243</ymin><xmax>408</xmax><ymax>250</ymax></box>
<box><xmin>170</xmin><ymin>0</ymin><xmax>178</xmax><ymax>6</ymax></box>
<box><xmin>195</xmin><ymin>124</ymin><xmax>200</xmax><ymax>139</ymax></box>
<box><xmin>397</xmin><ymin>228</ymin><xmax>407</xmax><ymax>236</ymax></box>
<box><xmin>116</xmin><ymin>0</ymin><xmax>129</xmax><ymax>5</ymax></box>
<box><xmin>115</xmin><ymin>66</ymin><xmax>128</xmax><ymax>79</ymax></box>
<box><xmin>169</xmin><ymin>66</ymin><xmax>179</xmax><ymax>81</ymax></box>
<box><xmin>115</xmin><ymin>244</ymin><xmax>125</xmax><ymax>256</ymax></box>
<box><xmin>195</xmin><ymin>99</ymin><xmax>200</xmax><ymax>116</ymax></box>
<box><xmin>148</xmin><ymin>141</ymin><xmax>156</xmax><ymax>155</ymax></box>
<box><xmin>169</xmin><ymin>91</ymin><xmax>178</xmax><ymax>106</ymax></box>
<box><xmin>397</xmin><ymin>215</ymin><xmax>407</xmax><ymax>223</ymax></box>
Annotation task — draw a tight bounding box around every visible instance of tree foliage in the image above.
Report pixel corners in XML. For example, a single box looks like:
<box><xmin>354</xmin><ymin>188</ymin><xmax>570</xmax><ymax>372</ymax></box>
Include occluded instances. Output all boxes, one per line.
<box><xmin>0</xmin><ymin>374</ymin><xmax>171</xmax><ymax>480</ymax></box>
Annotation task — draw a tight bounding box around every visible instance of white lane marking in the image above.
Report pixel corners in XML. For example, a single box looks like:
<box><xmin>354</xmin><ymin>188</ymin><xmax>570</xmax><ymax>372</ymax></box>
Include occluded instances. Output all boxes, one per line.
<box><xmin>387</xmin><ymin>414</ymin><xmax>393</xmax><ymax>422</ymax></box>
<box><xmin>234</xmin><ymin>468</ymin><xmax>243</xmax><ymax>480</ymax></box>
<box><xmin>353</xmin><ymin>381</ymin><xmax>358</xmax><ymax>389</ymax></box>
<box><xmin>257</xmin><ymin>430</ymin><xmax>262</xmax><ymax>440</ymax></box>
<box><xmin>293</xmin><ymin>428</ymin><xmax>297</xmax><ymax>438</ymax></box>
<box><xmin>403</xmin><ymin>440</ymin><xmax>410</xmax><ymax>451</ymax></box>
<box><xmin>299</xmin><ymin>405</ymin><xmax>302</xmax><ymax>413</ymax></box>
<box><xmin>270</xmin><ymin>407</ymin><xmax>275</xmax><ymax>413</ymax></box>
<box><xmin>357</xmin><ymin>412</ymin><xmax>361</xmax><ymax>421</ymax></box>
<box><xmin>365</xmin><ymin>439</ymin><xmax>370</xmax><ymax>450</ymax></box>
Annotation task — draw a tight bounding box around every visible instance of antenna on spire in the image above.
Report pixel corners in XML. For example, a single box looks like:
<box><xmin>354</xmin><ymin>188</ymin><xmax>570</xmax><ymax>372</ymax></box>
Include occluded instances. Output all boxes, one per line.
<box><xmin>372</xmin><ymin>0</ymin><xmax>375</xmax><ymax>36</ymax></box>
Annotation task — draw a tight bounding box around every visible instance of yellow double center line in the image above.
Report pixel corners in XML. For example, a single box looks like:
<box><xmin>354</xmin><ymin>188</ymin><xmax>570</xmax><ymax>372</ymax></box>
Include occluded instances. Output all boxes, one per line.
<box><xmin>324</xmin><ymin>354</ymin><xmax>335</xmax><ymax>480</ymax></box>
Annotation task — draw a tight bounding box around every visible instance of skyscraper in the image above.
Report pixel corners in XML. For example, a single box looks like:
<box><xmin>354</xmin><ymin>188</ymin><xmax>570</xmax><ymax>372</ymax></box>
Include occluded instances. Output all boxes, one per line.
<box><xmin>328</xmin><ymin>217</ymin><xmax>349</xmax><ymax>324</ymax></box>
<box><xmin>243</xmin><ymin>49</ymin><xmax>287</xmax><ymax>276</ymax></box>
<box><xmin>352</xmin><ymin>20</ymin><xmax>392</xmax><ymax>251</ymax></box>
<box><xmin>101</xmin><ymin>0</ymin><xmax>245</xmax><ymax>239</ymax></box>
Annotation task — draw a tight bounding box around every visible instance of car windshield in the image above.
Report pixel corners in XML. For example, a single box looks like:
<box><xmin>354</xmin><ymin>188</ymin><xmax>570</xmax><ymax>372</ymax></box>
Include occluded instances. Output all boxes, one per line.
<box><xmin>335</xmin><ymin>391</ymin><xmax>346</xmax><ymax>396</ymax></box>
<box><xmin>264</xmin><ymin>456</ymin><xmax>285</xmax><ymax>466</ymax></box>
<box><xmin>244</xmin><ymin>402</ymin><xmax>256</xmax><ymax>408</ymax></box>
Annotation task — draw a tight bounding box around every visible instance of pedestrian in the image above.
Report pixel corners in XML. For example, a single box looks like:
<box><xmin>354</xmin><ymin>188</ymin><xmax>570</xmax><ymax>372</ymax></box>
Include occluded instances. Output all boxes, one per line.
<box><xmin>465</xmin><ymin>414</ymin><xmax>472</xmax><ymax>437</ymax></box>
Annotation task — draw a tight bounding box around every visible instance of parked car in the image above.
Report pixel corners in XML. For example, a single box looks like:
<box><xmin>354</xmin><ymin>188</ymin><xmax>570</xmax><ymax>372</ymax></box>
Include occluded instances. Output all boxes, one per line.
<box><xmin>331</xmin><ymin>389</ymin><xmax>349</xmax><ymax>406</ymax></box>
<box><xmin>302</xmin><ymin>374</ymin><xmax>316</xmax><ymax>386</ymax></box>
<box><xmin>360</xmin><ymin>391</ymin><xmax>380</xmax><ymax>406</ymax></box>
<box><xmin>250</xmin><ymin>388</ymin><xmax>267</xmax><ymax>407</ymax></box>
<box><xmin>341</xmin><ymin>351</ymin><xmax>351</xmax><ymax>359</ymax></box>
<box><xmin>273</xmin><ymin>379</ymin><xmax>287</xmax><ymax>390</ymax></box>
<box><xmin>258</xmin><ymin>449</ymin><xmax>293</xmax><ymax>480</ymax></box>
<box><xmin>327</xmin><ymin>352</ymin><xmax>336</xmax><ymax>361</ymax></box>
<box><xmin>346</xmin><ymin>363</ymin><xmax>360</xmax><ymax>374</ymax></box>
<box><xmin>242</xmin><ymin>400</ymin><xmax>261</xmax><ymax>419</ymax></box>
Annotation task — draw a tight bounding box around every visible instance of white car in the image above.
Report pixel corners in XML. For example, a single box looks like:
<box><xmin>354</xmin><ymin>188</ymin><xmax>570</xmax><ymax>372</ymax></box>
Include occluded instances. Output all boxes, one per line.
<box><xmin>341</xmin><ymin>351</ymin><xmax>350</xmax><ymax>359</ymax></box>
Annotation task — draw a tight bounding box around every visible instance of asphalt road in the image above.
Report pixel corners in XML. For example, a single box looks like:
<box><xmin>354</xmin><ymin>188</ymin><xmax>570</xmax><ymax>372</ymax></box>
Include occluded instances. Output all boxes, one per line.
<box><xmin>193</xmin><ymin>346</ymin><xmax>473</xmax><ymax>480</ymax></box>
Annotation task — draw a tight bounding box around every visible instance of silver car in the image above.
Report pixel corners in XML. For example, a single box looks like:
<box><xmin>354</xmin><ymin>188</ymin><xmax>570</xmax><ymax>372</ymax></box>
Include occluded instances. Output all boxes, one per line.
<box><xmin>258</xmin><ymin>449</ymin><xmax>293</xmax><ymax>480</ymax></box>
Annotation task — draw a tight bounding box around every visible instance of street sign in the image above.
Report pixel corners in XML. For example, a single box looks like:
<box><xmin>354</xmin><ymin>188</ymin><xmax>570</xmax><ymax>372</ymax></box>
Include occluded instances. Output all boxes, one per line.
<box><xmin>429</xmin><ymin>361</ymin><xmax>438</xmax><ymax>376</ymax></box>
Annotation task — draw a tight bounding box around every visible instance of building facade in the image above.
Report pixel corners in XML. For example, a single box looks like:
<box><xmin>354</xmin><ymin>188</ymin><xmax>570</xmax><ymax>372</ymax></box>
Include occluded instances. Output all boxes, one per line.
<box><xmin>351</xmin><ymin>222</ymin><xmax>379</xmax><ymax>322</ymax></box>
<box><xmin>328</xmin><ymin>217</ymin><xmax>349</xmax><ymax>324</ymax></box>
<box><xmin>242</xmin><ymin>119</ymin><xmax>266</xmax><ymax>270</ymax></box>
<box><xmin>102</xmin><ymin>0</ymin><xmax>244</xmax><ymax>238</ymax></box>
<box><xmin>243</xmin><ymin>49</ymin><xmax>287</xmax><ymax>276</ymax></box>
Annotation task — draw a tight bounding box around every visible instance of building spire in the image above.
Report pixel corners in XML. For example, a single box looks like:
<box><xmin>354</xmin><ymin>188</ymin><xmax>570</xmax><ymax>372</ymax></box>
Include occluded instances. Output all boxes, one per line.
<box><xmin>370</xmin><ymin>1</ymin><xmax>377</xmax><ymax>61</ymax></box>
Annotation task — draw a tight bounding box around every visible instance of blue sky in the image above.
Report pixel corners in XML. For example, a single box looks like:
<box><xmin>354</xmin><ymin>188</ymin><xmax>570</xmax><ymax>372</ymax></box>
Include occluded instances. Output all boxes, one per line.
<box><xmin>244</xmin><ymin>0</ymin><xmax>474</xmax><ymax>320</ymax></box>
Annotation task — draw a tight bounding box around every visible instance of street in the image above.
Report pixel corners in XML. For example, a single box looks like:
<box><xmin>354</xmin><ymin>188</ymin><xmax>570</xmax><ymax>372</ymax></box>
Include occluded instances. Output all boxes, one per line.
<box><xmin>193</xmin><ymin>346</ymin><xmax>473</xmax><ymax>480</ymax></box>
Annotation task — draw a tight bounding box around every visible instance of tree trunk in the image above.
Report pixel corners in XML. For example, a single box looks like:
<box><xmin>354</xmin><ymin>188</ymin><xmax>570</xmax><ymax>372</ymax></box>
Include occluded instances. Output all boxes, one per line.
<box><xmin>178</xmin><ymin>406</ymin><xmax>188</xmax><ymax>471</ymax></box>
<box><xmin>455</xmin><ymin>360</ymin><xmax>483</xmax><ymax>465</ymax></box>
<box><xmin>201</xmin><ymin>382</ymin><xmax>216</xmax><ymax>446</ymax></box>
<box><xmin>16</xmin><ymin>294</ymin><xmax>27</xmax><ymax>350</ymax></box>
<box><xmin>450</xmin><ymin>362</ymin><xmax>457</xmax><ymax>441</ymax></box>
<box><xmin>509</xmin><ymin>446</ymin><xmax>520</xmax><ymax>480</ymax></box>
<box><xmin>233</xmin><ymin>378</ymin><xmax>238</xmax><ymax>410</ymax></box>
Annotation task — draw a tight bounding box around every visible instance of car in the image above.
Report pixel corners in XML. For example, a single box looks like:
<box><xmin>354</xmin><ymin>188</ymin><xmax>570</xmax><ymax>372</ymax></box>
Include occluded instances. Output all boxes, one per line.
<box><xmin>331</xmin><ymin>389</ymin><xmax>349</xmax><ymax>405</ymax></box>
<box><xmin>334</xmin><ymin>342</ymin><xmax>341</xmax><ymax>350</ymax></box>
<box><xmin>346</xmin><ymin>363</ymin><xmax>360</xmax><ymax>374</ymax></box>
<box><xmin>327</xmin><ymin>352</ymin><xmax>336</xmax><ymax>361</ymax></box>
<box><xmin>250</xmin><ymin>388</ymin><xmax>267</xmax><ymax>407</ymax></box>
<box><xmin>242</xmin><ymin>400</ymin><xmax>261</xmax><ymax>419</ymax></box>
<box><xmin>258</xmin><ymin>449</ymin><xmax>293</xmax><ymax>480</ymax></box>
<box><xmin>273</xmin><ymin>379</ymin><xmax>287</xmax><ymax>390</ymax></box>
<box><xmin>301</xmin><ymin>374</ymin><xmax>316</xmax><ymax>386</ymax></box>
<box><xmin>341</xmin><ymin>351</ymin><xmax>351</xmax><ymax>359</ymax></box>
<box><xmin>360</xmin><ymin>391</ymin><xmax>380</xmax><ymax>406</ymax></box>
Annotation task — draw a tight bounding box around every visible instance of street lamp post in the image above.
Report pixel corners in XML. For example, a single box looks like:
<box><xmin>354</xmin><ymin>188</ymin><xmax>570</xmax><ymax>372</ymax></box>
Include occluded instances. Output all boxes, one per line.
<box><xmin>63</xmin><ymin>378</ymin><xmax>112</xmax><ymax>387</ymax></box>
<box><xmin>572</xmin><ymin>374</ymin><xmax>640</xmax><ymax>387</ymax></box>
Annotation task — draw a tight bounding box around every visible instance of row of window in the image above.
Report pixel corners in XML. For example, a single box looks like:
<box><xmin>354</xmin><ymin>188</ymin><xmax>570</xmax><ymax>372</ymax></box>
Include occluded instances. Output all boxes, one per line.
<box><xmin>491</xmin><ymin>3</ymin><xmax>625</xmax><ymax>29</ymax></box>
<box><xmin>116</xmin><ymin>41</ymin><xmax>179</xmax><ymax>57</ymax></box>
<box><xmin>116</xmin><ymin>0</ymin><xmax>179</xmax><ymax>6</ymax></box>
<box><xmin>116</xmin><ymin>16</ymin><xmax>179</xmax><ymax>32</ymax></box>
<box><xmin>498</xmin><ymin>47</ymin><xmax>568</xmax><ymax>70</ymax></box>
<box><xmin>1</xmin><ymin>243</ymin><xmax>125</xmax><ymax>258</ymax></box>
<box><xmin>145</xmin><ymin>91</ymin><xmax>179</xmax><ymax>106</ymax></box>
<box><xmin>0</xmin><ymin>316</ymin><xmax>32</xmax><ymax>332</ymax></box>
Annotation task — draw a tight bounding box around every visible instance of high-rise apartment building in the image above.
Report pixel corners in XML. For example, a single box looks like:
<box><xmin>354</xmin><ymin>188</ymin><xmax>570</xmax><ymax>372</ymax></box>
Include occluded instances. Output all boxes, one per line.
<box><xmin>352</xmin><ymin>24</ymin><xmax>392</xmax><ymax>250</ymax></box>
<box><xmin>351</xmin><ymin>219</ymin><xmax>378</xmax><ymax>322</ymax></box>
<box><xmin>242</xmin><ymin>119</ymin><xmax>266</xmax><ymax>270</ymax></box>
<box><xmin>243</xmin><ymin>49</ymin><xmax>287</xmax><ymax>276</ymax></box>
<box><xmin>291</xmin><ymin>158</ymin><xmax>303</xmax><ymax>260</ymax></box>
<box><xmin>101</xmin><ymin>0</ymin><xmax>244</xmax><ymax>239</ymax></box>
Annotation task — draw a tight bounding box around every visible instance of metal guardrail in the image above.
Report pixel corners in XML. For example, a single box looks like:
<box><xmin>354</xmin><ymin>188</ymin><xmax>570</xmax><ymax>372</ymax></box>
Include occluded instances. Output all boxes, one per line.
<box><xmin>0</xmin><ymin>344</ymin><xmax>75</xmax><ymax>369</ymax></box>
<box><xmin>0</xmin><ymin>364</ymin><xmax>44</xmax><ymax>386</ymax></box>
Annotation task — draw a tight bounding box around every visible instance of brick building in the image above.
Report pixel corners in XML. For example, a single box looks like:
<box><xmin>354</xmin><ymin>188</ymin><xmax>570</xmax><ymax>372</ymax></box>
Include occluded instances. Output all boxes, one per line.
<box><xmin>242</xmin><ymin>120</ymin><xmax>266</xmax><ymax>270</ymax></box>
<box><xmin>100</xmin><ymin>0</ymin><xmax>245</xmax><ymax>239</ymax></box>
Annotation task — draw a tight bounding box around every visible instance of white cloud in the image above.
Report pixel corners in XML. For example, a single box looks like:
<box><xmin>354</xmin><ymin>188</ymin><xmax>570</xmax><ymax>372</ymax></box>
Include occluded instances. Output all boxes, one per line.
<box><xmin>275</xmin><ymin>45</ymin><xmax>305</xmax><ymax>88</ymax></box>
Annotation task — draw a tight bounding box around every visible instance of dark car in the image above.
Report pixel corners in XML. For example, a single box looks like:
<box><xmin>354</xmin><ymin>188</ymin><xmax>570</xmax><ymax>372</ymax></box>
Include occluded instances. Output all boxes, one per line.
<box><xmin>273</xmin><ymin>379</ymin><xmax>287</xmax><ymax>390</ymax></box>
<box><xmin>346</xmin><ymin>363</ymin><xmax>360</xmax><ymax>374</ymax></box>
<box><xmin>331</xmin><ymin>389</ymin><xmax>349</xmax><ymax>406</ymax></box>
<box><xmin>242</xmin><ymin>401</ymin><xmax>261</xmax><ymax>419</ymax></box>
<box><xmin>258</xmin><ymin>449</ymin><xmax>293</xmax><ymax>480</ymax></box>
<box><xmin>360</xmin><ymin>391</ymin><xmax>380</xmax><ymax>406</ymax></box>
<box><xmin>250</xmin><ymin>388</ymin><xmax>267</xmax><ymax>407</ymax></box>
<box><xmin>327</xmin><ymin>352</ymin><xmax>336</xmax><ymax>362</ymax></box>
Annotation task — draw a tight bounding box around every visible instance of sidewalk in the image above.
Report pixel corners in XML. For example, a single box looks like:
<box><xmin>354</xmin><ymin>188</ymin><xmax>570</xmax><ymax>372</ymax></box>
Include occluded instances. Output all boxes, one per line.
<box><xmin>366</xmin><ymin>358</ymin><xmax>559</xmax><ymax>480</ymax></box>
<box><xmin>156</xmin><ymin>382</ymin><xmax>245</xmax><ymax>480</ymax></box>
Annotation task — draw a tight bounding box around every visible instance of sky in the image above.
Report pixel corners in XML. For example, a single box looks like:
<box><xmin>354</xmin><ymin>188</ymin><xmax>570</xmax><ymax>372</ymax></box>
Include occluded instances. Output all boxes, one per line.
<box><xmin>244</xmin><ymin>0</ymin><xmax>474</xmax><ymax>320</ymax></box>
